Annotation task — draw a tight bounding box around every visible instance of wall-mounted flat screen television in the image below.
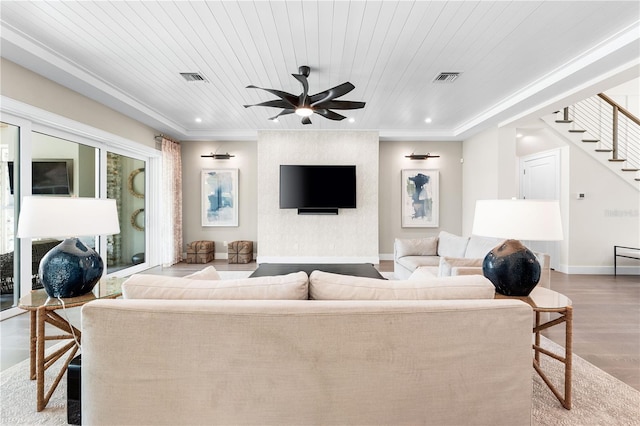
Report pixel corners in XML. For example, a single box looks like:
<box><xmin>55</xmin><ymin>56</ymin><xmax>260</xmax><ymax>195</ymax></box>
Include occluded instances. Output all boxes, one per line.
<box><xmin>8</xmin><ymin>160</ymin><xmax>73</xmax><ymax>195</ymax></box>
<box><xmin>280</xmin><ymin>165</ymin><xmax>356</xmax><ymax>212</ymax></box>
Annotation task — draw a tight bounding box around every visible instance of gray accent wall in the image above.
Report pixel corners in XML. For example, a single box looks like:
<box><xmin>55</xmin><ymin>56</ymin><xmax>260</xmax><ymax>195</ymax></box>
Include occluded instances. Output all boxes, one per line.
<box><xmin>181</xmin><ymin>140</ymin><xmax>258</xmax><ymax>259</ymax></box>
<box><xmin>0</xmin><ymin>59</ymin><xmax>157</xmax><ymax>148</ymax></box>
<box><xmin>378</xmin><ymin>140</ymin><xmax>463</xmax><ymax>257</ymax></box>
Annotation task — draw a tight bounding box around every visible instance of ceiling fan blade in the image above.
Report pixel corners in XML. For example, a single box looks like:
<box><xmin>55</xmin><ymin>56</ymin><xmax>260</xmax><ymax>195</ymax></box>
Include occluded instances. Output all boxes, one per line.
<box><xmin>310</xmin><ymin>82</ymin><xmax>355</xmax><ymax>106</ymax></box>
<box><xmin>268</xmin><ymin>109</ymin><xmax>295</xmax><ymax>120</ymax></box>
<box><xmin>301</xmin><ymin>116</ymin><xmax>312</xmax><ymax>125</ymax></box>
<box><xmin>244</xmin><ymin>99</ymin><xmax>293</xmax><ymax>109</ymax></box>
<box><xmin>313</xmin><ymin>100</ymin><xmax>366</xmax><ymax>110</ymax></box>
<box><xmin>292</xmin><ymin>74</ymin><xmax>309</xmax><ymax>105</ymax></box>
<box><xmin>246</xmin><ymin>85</ymin><xmax>298</xmax><ymax>107</ymax></box>
<box><xmin>314</xmin><ymin>109</ymin><xmax>347</xmax><ymax>121</ymax></box>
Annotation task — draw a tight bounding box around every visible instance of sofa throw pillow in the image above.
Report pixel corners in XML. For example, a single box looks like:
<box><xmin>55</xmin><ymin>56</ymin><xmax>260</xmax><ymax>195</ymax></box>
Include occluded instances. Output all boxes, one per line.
<box><xmin>183</xmin><ymin>266</ymin><xmax>221</xmax><ymax>280</ymax></box>
<box><xmin>309</xmin><ymin>270</ymin><xmax>494</xmax><ymax>300</ymax></box>
<box><xmin>437</xmin><ymin>231</ymin><xmax>469</xmax><ymax>258</ymax></box>
<box><xmin>439</xmin><ymin>257</ymin><xmax>483</xmax><ymax>276</ymax></box>
<box><xmin>122</xmin><ymin>271</ymin><xmax>309</xmax><ymax>300</ymax></box>
<box><xmin>395</xmin><ymin>237</ymin><xmax>438</xmax><ymax>258</ymax></box>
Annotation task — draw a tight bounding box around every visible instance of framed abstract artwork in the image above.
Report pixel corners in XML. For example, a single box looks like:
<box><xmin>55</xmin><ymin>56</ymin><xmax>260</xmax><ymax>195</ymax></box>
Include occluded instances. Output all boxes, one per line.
<box><xmin>201</xmin><ymin>169</ymin><xmax>238</xmax><ymax>227</ymax></box>
<box><xmin>401</xmin><ymin>169</ymin><xmax>439</xmax><ymax>227</ymax></box>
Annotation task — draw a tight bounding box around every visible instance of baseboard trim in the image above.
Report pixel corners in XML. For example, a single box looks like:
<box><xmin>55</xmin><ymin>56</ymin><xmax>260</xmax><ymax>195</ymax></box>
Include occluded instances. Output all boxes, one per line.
<box><xmin>257</xmin><ymin>256</ymin><xmax>380</xmax><ymax>264</ymax></box>
<box><xmin>563</xmin><ymin>265</ymin><xmax>640</xmax><ymax>275</ymax></box>
<box><xmin>379</xmin><ymin>253</ymin><xmax>394</xmax><ymax>261</ymax></box>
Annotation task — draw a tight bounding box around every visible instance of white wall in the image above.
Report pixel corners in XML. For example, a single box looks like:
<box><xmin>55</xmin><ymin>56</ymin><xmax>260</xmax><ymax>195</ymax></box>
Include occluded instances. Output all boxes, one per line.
<box><xmin>257</xmin><ymin>130</ymin><xmax>378</xmax><ymax>263</ymax></box>
<box><xmin>488</xmin><ymin>120</ymin><xmax>640</xmax><ymax>274</ymax></box>
<box><xmin>461</xmin><ymin>127</ymin><xmax>500</xmax><ymax>236</ymax></box>
<box><xmin>568</xmin><ymin>144</ymin><xmax>639</xmax><ymax>273</ymax></box>
<box><xmin>605</xmin><ymin>77</ymin><xmax>639</xmax><ymax>117</ymax></box>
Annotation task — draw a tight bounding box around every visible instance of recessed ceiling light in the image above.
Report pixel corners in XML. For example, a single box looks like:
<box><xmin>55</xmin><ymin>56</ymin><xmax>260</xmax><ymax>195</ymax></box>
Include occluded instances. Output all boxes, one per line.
<box><xmin>195</xmin><ymin>117</ymin><xmax>202</xmax><ymax>123</ymax></box>
<box><xmin>272</xmin><ymin>118</ymin><xmax>279</xmax><ymax>123</ymax></box>
<box><xmin>424</xmin><ymin>118</ymin><xmax>432</xmax><ymax>123</ymax></box>
<box><xmin>348</xmin><ymin>117</ymin><xmax>355</xmax><ymax>123</ymax></box>
<box><xmin>516</xmin><ymin>133</ymin><xmax>523</xmax><ymax>138</ymax></box>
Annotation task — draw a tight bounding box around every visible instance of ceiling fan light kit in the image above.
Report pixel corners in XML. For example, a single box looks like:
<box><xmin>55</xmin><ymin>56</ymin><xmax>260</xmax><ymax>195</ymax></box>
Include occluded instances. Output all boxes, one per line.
<box><xmin>295</xmin><ymin>107</ymin><xmax>313</xmax><ymax>117</ymax></box>
<box><xmin>244</xmin><ymin>65</ymin><xmax>366</xmax><ymax>125</ymax></box>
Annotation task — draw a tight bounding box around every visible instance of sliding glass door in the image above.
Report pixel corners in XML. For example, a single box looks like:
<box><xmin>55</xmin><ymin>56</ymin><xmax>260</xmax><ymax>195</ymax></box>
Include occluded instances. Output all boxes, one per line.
<box><xmin>106</xmin><ymin>152</ymin><xmax>146</xmax><ymax>273</ymax></box>
<box><xmin>0</xmin><ymin>123</ymin><xmax>20</xmax><ymax>312</ymax></box>
<box><xmin>0</xmin><ymin>103</ymin><xmax>159</xmax><ymax>318</ymax></box>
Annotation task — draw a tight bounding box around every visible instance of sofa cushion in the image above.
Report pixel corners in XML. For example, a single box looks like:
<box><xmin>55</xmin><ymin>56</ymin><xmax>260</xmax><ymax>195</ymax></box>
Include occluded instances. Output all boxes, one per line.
<box><xmin>309</xmin><ymin>270</ymin><xmax>494</xmax><ymax>300</ymax></box>
<box><xmin>122</xmin><ymin>271</ymin><xmax>308</xmax><ymax>300</ymax></box>
<box><xmin>397</xmin><ymin>255</ymin><xmax>441</xmax><ymax>272</ymax></box>
<box><xmin>437</xmin><ymin>231</ymin><xmax>469</xmax><ymax>258</ymax></box>
<box><xmin>439</xmin><ymin>257</ymin><xmax>483</xmax><ymax>276</ymax></box>
<box><xmin>464</xmin><ymin>235</ymin><xmax>504</xmax><ymax>259</ymax></box>
<box><xmin>408</xmin><ymin>266</ymin><xmax>438</xmax><ymax>279</ymax></box>
<box><xmin>182</xmin><ymin>266</ymin><xmax>221</xmax><ymax>280</ymax></box>
<box><xmin>394</xmin><ymin>237</ymin><xmax>438</xmax><ymax>258</ymax></box>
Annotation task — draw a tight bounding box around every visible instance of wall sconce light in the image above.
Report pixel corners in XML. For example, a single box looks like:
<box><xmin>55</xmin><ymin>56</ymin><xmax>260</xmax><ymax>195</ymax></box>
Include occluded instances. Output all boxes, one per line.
<box><xmin>405</xmin><ymin>153</ymin><xmax>440</xmax><ymax>160</ymax></box>
<box><xmin>201</xmin><ymin>152</ymin><xmax>235</xmax><ymax>159</ymax></box>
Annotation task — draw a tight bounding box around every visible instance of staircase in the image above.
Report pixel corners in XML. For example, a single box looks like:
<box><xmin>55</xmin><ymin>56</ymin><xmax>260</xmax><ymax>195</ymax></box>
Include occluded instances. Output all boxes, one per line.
<box><xmin>541</xmin><ymin>93</ymin><xmax>640</xmax><ymax>190</ymax></box>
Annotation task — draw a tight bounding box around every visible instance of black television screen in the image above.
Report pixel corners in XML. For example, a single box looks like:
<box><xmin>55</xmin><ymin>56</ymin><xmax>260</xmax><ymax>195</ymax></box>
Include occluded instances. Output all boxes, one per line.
<box><xmin>280</xmin><ymin>165</ymin><xmax>356</xmax><ymax>209</ymax></box>
<box><xmin>8</xmin><ymin>160</ymin><xmax>73</xmax><ymax>195</ymax></box>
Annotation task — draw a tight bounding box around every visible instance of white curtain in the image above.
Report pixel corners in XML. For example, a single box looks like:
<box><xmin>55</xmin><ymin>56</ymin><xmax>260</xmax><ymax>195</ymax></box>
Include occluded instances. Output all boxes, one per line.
<box><xmin>161</xmin><ymin>138</ymin><xmax>183</xmax><ymax>266</ymax></box>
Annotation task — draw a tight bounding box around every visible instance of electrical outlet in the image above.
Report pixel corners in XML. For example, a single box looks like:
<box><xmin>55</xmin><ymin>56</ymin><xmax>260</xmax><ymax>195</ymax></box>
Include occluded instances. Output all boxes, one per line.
<box><xmin>223</xmin><ymin>241</ymin><xmax>228</xmax><ymax>247</ymax></box>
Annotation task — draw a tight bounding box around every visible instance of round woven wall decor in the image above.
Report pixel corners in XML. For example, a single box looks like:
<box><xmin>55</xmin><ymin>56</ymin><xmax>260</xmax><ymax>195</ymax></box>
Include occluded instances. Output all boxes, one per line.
<box><xmin>127</xmin><ymin>168</ymin><xmax>145</xmax><ymax>199</ymax></box>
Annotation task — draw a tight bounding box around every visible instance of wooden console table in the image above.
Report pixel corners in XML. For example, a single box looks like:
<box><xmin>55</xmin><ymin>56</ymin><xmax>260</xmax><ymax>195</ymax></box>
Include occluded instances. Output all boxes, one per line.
<box><xmin>497</xmin><ymin>287</ymin><xmax>573</xmax><ymax>409</ymax></box>
<box><xmin>18</xmin><ymin>278</ymin><xmax>124</xmax><ymax>411</ymax></box>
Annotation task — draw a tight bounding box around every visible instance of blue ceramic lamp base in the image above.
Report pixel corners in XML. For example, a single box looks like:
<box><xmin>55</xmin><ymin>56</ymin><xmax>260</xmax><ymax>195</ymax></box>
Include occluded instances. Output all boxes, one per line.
<box><xmin>38</xmin><ymin>238</ymin><xmax>104</xmax><ymax>298</ymax></box>
<box><xmin>482</xmin><ymin>239</ymin><xmax>541</xmax><ymax>297</ymax></box>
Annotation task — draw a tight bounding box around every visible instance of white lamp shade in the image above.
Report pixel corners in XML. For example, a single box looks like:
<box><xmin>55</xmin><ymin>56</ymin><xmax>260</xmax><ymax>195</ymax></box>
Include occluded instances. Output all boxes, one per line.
<box><xmin>17</xmin><ymin>196</ymin><xmax>120</xmax><ymax>239</ymax></box>
<box><xmin>472</xmin><ymin>199</ymin><xmax>563</xmax><ymax>241</ymax></box>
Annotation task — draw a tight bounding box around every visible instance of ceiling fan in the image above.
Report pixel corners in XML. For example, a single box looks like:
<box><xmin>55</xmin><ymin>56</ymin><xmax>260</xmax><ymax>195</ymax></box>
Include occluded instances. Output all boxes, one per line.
<box><xmin>244</xmin><ymin>66</ymin><xmax>365</xmax><ymax>125</ymax></box>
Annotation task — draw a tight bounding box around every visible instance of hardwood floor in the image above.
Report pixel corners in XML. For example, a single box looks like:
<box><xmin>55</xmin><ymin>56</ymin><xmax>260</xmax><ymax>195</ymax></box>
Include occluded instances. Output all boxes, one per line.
<box><xmin>542</xmin><ymin>271</ymin><xmax>640</xmax><ymax>391</ymax></box>
<box><xmin>2</xmin><ymin>260</ymin><xmax>638</xmax><ymax>392</ymax></box>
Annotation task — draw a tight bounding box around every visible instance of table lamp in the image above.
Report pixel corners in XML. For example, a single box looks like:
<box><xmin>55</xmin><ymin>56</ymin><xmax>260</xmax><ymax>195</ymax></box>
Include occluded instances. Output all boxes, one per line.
<box><xmin>472</xmin><ymin>199</ymin><xmax>563</xmax><ymax>296</ymax></box>
<box><xmin>17</xmin><ymin>196</ymin><xmax>120</xmax><ymax>298</ymax></box>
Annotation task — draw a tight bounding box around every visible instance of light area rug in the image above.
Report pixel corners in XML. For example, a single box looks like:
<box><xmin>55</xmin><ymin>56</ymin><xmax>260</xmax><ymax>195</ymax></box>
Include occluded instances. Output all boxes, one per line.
<box><xmin>2</xmin><ymin>270</ymin><xmax>639</xmax><ymax>425</ymax></box>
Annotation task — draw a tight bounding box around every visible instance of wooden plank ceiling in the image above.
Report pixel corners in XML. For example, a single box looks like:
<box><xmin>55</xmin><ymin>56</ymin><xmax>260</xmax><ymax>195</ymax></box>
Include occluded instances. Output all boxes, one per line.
<box><xmin>1</xmin><ymin>1</ymin><xmax>638</xmax><ymax>140</ymax></box>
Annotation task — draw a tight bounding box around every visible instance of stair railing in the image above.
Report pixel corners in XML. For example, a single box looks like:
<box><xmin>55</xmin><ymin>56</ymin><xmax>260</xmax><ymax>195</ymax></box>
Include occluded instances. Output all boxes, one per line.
<box><xmin>563</xmin><ymin>93</ymin><xmax>639</xmax><ymax>171</ymax></box>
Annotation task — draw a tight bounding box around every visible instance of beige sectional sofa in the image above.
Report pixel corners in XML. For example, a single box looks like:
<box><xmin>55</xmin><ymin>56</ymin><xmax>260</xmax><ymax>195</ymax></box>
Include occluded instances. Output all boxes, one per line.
<box><xmin>81</xmin><ymin>269</ymin><xmax>534</xmax><ymax>425</ymax></box>
<box><xmin>394</xmin><ymin>231</ymin><xmax>504</xmax><ymax>280</ymax></box>
<box><xmin>394</xmin><ymin>231</ymin><xmax>551</xmax><ymax>289</ymax></box>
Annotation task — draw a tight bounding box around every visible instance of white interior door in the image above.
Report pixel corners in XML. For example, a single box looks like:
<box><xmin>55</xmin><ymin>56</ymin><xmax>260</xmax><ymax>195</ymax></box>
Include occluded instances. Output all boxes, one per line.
<box><xmin>520</xmin><ymin>149</ymin><xmax>561</xmax><ymax>269</ymax></box>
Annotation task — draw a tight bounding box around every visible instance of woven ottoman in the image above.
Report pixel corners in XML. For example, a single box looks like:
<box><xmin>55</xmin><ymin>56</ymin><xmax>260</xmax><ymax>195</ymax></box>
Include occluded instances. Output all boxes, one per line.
<box><xmin>228</xmin><ymin>241</ymin><xmax>253</xmax><ymax>264</ymax></box>
<box><xmin>186</xmin><ymin>240</ymin><xmax>215</xmax><ymax>264</ymax></box>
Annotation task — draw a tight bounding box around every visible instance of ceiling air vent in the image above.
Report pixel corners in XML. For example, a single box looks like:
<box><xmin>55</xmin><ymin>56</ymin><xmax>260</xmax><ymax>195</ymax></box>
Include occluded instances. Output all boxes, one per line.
<box><xmin>180</xmin><ymin>72</ymin><xmax>208</xmax><ymax>82</ymax></box>
<box><xmin>432</xmin><ymin>72</ymin><xmax>461</xmax><ymax>83</ymax></box>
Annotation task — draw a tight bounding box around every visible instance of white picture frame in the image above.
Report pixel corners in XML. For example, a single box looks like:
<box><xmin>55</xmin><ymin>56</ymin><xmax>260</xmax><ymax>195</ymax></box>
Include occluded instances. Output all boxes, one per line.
<box><xmin>401</xmin><ymin>169</ymin><xmax>439</xmax><ymax>228</ymax></box>
<box><xmin>201</xmin><ymin>168</ymin><xmax>239</xmax><ymax>227</ymax></box>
